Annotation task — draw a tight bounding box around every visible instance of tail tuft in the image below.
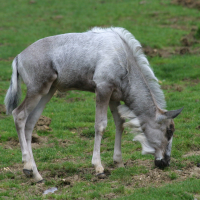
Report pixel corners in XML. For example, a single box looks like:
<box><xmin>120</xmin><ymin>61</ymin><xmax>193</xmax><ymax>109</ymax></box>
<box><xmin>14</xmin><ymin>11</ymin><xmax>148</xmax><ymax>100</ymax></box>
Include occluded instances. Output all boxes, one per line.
<box><xmin>4</xmin><ymin>57</ymin><xmax>21</xmax><ymax>115</ymax></box>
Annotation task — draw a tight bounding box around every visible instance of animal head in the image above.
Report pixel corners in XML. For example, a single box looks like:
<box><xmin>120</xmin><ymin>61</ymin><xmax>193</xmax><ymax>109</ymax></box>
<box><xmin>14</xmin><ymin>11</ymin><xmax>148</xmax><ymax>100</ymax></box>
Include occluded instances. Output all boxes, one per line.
<box><xmin>118</xmin><ymin>105</ymin><xmax>183</xmax><ymax>168</ymax></box>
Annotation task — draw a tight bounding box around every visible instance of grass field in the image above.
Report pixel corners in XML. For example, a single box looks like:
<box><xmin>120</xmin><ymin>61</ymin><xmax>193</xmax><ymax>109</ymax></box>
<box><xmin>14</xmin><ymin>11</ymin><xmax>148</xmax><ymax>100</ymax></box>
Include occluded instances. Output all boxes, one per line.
<box><xmin>1</xmin><ymin>0</ymin><xmax>200</xmax><ymax>199</ymax></box>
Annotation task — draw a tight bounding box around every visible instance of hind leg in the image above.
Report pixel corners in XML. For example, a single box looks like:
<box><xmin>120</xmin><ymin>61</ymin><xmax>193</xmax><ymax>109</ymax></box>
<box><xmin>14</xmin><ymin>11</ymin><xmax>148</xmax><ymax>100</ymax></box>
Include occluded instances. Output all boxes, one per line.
<box><xmin>24</xmin><ymin>86</ymin><xmax>56</xmax><ymax>182</ymax></box>
<box><xmin>12</xmin><ymin>95</ymin><xmax>42</xmax><ymax>173</ymax></box>
<box><xmin>12</xmin><ymin>75</ymin><xmax>57</xmax><ymax>182</ymax></box>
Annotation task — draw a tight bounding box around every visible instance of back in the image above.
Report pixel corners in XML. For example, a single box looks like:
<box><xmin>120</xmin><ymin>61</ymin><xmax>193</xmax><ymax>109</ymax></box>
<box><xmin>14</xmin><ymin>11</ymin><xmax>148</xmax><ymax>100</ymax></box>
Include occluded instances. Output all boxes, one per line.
<box><xmin>19</xmin><ymin>30</ymin><xmax>128</xmax><ymax>92</ymax></box>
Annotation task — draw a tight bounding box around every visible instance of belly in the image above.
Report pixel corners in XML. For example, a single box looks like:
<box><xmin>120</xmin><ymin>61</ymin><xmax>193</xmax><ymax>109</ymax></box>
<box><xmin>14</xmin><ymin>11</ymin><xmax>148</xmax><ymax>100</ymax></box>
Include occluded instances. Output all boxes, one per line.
<box><xmin>54</xmin><ymin>70</ymin><xmax>96</xmax><ymax>92</ymax></box>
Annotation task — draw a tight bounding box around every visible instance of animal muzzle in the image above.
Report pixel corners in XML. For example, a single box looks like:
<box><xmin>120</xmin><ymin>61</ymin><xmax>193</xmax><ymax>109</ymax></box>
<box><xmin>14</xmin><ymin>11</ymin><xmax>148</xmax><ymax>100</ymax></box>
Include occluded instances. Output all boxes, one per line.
<box><xmin>154</xmin><ymin>155</ymin><xmax>170</xmax><ymax>169</ymax></box>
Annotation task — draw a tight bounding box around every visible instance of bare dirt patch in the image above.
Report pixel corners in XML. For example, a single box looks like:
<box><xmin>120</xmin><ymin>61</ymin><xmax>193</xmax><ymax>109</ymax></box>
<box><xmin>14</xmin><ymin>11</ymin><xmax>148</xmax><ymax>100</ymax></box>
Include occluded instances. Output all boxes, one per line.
<box><xmin>0</xmin><ymin>104</ymin><xmax>6</xmax><ymax>117</ymax></box>
<box><xmin>161</xmin><ymin>78</ymin><xmax>200</xmax><ymax>93</ymax></box>
<box><xmin>182</xmin><ymin>78</ymin><xmax>200</xmax><ymax>86</ymax></box>
<box><xmin>3</xmin><ymin>134</ymin><xmax>49</xmax><ymax>150</ymax></box>
<box><xmin>161</xmin><ymin>84</ymin><xmax>184</xmax><ymax>92</ymax></box>
<box><xmin>41</xmin><ymin>157</ymin><xmax>200</xmax><ymax>189</ymax></box>
<box><xmin>3</xmin><ymin>138</ymin><xmax>20</xmax><ymax>150</ymax></box>
<box><xmin>143</xmin><ymin>45</ymin><xmax>200</xmax><ymax>58</ymax></box>
<box><xmin>34</xmin><ymin>115</ymin><xmax>52</xmax><ymax>132</ymax></box>
<box><xmin>1</xmin><ymin>155</ymin><xmax>200</xmax><ymax>198</ymax></box>
<box><xmin>54</xmin><ymin>91</ymin><xmax>68</xmax><ymax>98</ymax></box>
<box><xmin>69</xmin><ymin>127</ymin><xmax>94</xmax><ymax>139</ymax></box>
<box><xmin>56</xmin><ymin>138</ymin><xmax>75</xmax><ymax>148</ymax></box>
<box><xmin>181</xmin><ymin>28</ymin><xmax>200</xmax><ymax>47</ymax></box>
<box><xmin>143</xmin><ymin>46</ymin><xmax>173</xmax><ymax>58</ymax></box>
<box><xmin>3</xmin><ymin>116</ymin><xmax>52</xmax><ymax>149</ymax></box>
<box><xmin>130</xmin><ymin>165</ymin><xmax>200</xmax><ymax>188</ymax></box>
<box><xmin>0</xmin><ymin>104</ymin><xmax>6</xmax><ymax>114</ymax></box>
<box><xmin>183</xmin><ymin>150</ymin><xmax>200</xmax><ymax>157</ymax></box>
<box><xmin>143</xmin><ymin>28</ymin><xmax>200</xmax><ymax>57</ymax></box>
<box><xmin>172</xmin><ymin>0</ymin><xmax>200</xmax><ymax>10</ymax></box>
<box><xmin>125</xmin><ymin>159</ymin><xmax>200</xmax><ymax>189</ymax></box>
<box><xmin>103</xmin><ymin>193</ymin><xmax>117</xmax><ymax>200</ymax></box>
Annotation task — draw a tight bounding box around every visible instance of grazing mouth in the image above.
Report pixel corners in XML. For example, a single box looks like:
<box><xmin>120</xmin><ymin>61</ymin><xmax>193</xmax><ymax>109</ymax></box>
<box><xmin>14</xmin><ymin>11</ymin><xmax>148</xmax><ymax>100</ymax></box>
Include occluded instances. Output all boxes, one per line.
<box><xmin>154</xmin><ymin>155</ymin><xmax>170</xmax><ymax>169</ymax></box>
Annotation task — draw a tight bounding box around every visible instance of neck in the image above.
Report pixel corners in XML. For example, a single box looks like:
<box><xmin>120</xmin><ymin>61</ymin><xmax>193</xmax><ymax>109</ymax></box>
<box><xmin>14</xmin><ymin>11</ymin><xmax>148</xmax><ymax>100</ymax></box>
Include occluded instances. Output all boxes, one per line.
<box><xmin>121</xmin><ymin>75</ymin><xmax>157</xmax><ymax>123</ymax></box>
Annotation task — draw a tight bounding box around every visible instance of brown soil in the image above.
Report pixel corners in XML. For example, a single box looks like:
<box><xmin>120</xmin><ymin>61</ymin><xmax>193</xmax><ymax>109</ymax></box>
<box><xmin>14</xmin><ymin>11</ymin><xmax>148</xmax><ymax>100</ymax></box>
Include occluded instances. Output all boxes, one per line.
<box><xmin>172</xmin><ymin>0</ymin><xmax>200</xmax><ymax>10</ymax></box>
<box><xmin>143</xmin><ymin>28</ymin><xmax>200</xmax><ymax>57</ymax></box>
<box><xmin>161</xmin><ymin>84</ymin><xmax>184</xmax><ymax>92</ymax></box>
<box><xmin>143</xmin><ymin>45</ymin><xmax>200</xmax><ymax>58</ymax></box>
<box><xmin>123</xmin><ymin>158</ymin><xmax>200</xmax><ymax>189</ymax></box>
<box><xmin>182</xmin><ymin>77</ymin><xmax>200</xmax><ymax>84</ymax></box>
<box><xmin>183</xmin><ymin>150</ymin><xmax>200</xmax><ymax>157</ymax></box>
<box><xmin>130</xmin><ymin>165</ymin><xmax>200</xmax><ymax>188</ymax></box>
<box><xmin>0</xmin><ymin>104</ymin><xmax>6</xmax><ymax>114</ymax></box>
<box><xmin>34</xmin><ymin>115</ymin><xmax>52</xmax><ymax>132</ymax></box>
<box><xmin>0</xmin><ymin>104</ymin><xmax>6</xmax><ymax>119</ymax></box>
<box><xmin>54</xmin><ymin>91</ymin><xmax>67</xmax><ymax>98</ymax></box>
<box><xmin>3</xmin><ymin>138</ymin><xmax>20</xmax><ymax>150</ymax></box>
<box><xmin>161</xmin><ymin>78</ymin><xmax>200</xmax><ymax>94</ymax></box>
<box><xmin>144</xmin><ymin>46</ymin><xmax>190</xmax><ymax>58</ymax></box>
<box><xmin>3</xmin><ymin>115</ymin><xmax>52</xmax><ymax>150</ymax></box>
<box><xmin>1</xmin><ymin>152</ymin><xmax>200</xmax><ymax>198</ymax></box>
<box><xmin>3</xmin><ymin>134</ymin><xmax>49</xmax><ymax>150</ymax></box>
<box><xmin>181</xmin><ymin>28</ymin><xmax>199</xmax><ymax>47</ymax></box>
<box><xmin>69</xmin><ymin>127</ymin><xmax>92</xmax><ymax>139</ymax></box>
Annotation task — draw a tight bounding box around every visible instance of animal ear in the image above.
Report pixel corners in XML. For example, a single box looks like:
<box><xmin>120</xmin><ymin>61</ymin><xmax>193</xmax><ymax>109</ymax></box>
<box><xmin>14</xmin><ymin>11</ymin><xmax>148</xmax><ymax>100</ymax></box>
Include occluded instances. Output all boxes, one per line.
<box><xmin>164</xmin><ymin>107</ymin><xmax>184</xmax><ymax>119</ymax></box>
<box><xmin>156</xmin><ymin>107</ymin><xmax>183</xmax><ymax>123</ymax></box>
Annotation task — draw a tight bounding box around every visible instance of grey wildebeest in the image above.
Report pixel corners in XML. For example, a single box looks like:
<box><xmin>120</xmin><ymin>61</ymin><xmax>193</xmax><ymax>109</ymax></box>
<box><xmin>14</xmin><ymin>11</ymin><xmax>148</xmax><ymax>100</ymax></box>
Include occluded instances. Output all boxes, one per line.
<box><xmin>5</xmin><ymin>27</ymin><xmax>183</xmax><ymax>182</ymax></box>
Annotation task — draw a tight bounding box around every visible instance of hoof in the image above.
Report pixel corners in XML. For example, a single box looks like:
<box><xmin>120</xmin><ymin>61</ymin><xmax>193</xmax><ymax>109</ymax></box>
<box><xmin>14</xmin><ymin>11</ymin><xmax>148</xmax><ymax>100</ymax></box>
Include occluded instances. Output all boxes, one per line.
<box><xmin>96</xmin><ymin>173</ymin><xmax>106</xmax><ymax>179</ymax></box>
<box><xmin>23</xmin><ymin>169</ymin><xmax>33</xmax><ymax>178</ymax></box>
<box><xmin>37</xmin><ymin>179</ymin><xmax>45</xmax><ymax>184</ymax></box>
<box><xmin>114</xmin><ymin>161</ymin><xmax>125</xmax><ymax>168</ymax></box>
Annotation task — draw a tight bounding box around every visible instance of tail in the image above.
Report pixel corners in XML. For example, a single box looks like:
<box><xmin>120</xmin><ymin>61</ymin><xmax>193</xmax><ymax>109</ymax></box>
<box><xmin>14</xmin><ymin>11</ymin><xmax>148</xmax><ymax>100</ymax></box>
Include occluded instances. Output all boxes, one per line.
<box><xmin>4</xmin><ymin>56</ymin><xmax>21</xmax><ymax>115</ymax></box>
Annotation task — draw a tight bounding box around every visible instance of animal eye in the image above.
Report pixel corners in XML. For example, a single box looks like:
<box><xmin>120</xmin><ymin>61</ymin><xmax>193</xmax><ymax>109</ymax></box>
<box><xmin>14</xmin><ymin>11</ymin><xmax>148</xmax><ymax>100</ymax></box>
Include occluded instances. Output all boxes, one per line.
<box><xmin>166</xmin><ymin>128</ymin><xmax>173</xmax><ymax>141</ymax></box>
<box><xmin>167</xmin><ymin>129</ymin><xmax>173</xmax><ymax>135</ymax></box>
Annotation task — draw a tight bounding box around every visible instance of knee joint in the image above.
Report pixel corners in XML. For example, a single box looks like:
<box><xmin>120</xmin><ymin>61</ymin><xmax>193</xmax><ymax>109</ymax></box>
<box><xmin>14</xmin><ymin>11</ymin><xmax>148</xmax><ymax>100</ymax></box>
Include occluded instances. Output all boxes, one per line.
<box><xmin>95</xmin><ymin>120</ymin><xmax>107</xmax><ymax>134</ymax></box>
<box><xmin>13</xmin><ymin>111</ymin><xmax>26</xmax><ymax>128</ymax></box>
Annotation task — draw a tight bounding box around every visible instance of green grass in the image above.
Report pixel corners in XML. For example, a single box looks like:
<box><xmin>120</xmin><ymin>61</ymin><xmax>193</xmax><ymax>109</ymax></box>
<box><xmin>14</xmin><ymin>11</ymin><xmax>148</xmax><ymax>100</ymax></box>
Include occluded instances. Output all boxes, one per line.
<box><xmin>1</xmin><ymin>0</ymin><xmax>200</xmax><ymax>199</ymax></box>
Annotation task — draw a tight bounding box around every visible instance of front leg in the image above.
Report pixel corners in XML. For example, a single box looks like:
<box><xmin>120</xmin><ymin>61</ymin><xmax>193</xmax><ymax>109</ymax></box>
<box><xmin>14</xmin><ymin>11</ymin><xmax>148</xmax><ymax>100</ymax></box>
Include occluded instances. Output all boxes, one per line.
<box><xmin>109</xmin><ymin>101</ymin><xmax>125</xmax><ymax>168</ymax></box>
<box><xmin>92</xmin><ymin>83</ymin><xmax>113</xmax><ymax>175</ymax></box>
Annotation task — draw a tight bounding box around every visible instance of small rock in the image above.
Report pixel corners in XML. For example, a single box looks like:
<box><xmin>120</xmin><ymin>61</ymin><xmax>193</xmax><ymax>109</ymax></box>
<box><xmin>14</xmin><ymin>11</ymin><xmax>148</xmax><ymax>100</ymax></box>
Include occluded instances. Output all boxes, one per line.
<box><xmin>43</xmin><ymin>187</ymin><xmax>58</xmax><ymax>195</ymax></box>
<box><xmin>197</xmin><ymin>163</ymin><xmax>200</xmax><ymax>167</ymax></box>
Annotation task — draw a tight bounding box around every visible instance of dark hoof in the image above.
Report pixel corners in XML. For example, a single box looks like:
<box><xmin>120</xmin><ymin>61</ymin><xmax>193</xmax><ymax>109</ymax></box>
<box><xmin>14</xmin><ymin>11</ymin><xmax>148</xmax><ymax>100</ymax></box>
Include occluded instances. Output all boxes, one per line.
<box><xmin>37</xmin><ymin>179</ymin><xmax>45</xmax><ymax>184</ymax></box>
<box><xmin>96</xmin><ymin>173</ymin><xmax>106</xmax><ymax>179</ymax></box>
<box><xmin>23</xmin><ymin>169</ymin><xmax>33</xmax><ymax>178</ymax></box>
<box><xmin>197</xmin><ymin>163</ymin><xmax>200</xmax><ymax>167</ymax></box>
